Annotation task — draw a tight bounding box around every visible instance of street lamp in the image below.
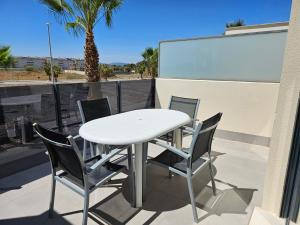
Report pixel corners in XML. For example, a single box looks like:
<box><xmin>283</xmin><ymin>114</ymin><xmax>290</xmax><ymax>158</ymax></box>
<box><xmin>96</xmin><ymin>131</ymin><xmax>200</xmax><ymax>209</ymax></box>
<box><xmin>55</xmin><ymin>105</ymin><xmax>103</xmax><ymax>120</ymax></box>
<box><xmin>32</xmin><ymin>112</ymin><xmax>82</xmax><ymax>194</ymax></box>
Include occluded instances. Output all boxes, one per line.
<box><xmin>46</xmin><ymin>23</ymin><xmax>54</xmax><ymax>83</ymax></box>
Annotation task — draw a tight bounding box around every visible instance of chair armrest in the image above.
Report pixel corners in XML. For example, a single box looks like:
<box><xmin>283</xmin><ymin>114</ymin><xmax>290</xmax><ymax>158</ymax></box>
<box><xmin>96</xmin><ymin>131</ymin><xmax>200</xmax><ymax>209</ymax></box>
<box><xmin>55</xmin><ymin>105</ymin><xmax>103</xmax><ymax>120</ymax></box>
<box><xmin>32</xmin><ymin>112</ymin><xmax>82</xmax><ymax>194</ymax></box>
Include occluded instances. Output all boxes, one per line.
<box><xmin>88</xmin><ymin>146</ymin><xmax>127</xmax><ymax>170</ymax></box>
<box><xmin>73</xmin><ymin>135</ymin><xmax>81</xmax><ymax>140</ymax></box>
<box><xmin>182</xmin><ymin>126</ymin><xmax>195</xmax><ymax>134</ymax></box>
<box><xmin>150</xmin><ymin>139</ymin><xmax>190</xmax><ymax>160</ymax></box>
<box><xmin>84</xmin><ymin>154</ymin><xmax>101</xmax><ymax>163</ymax></box>
<box><xmin>191</xmin><ymin>118</ymin><xmax>200</xmax><ymax>122</ymax></box>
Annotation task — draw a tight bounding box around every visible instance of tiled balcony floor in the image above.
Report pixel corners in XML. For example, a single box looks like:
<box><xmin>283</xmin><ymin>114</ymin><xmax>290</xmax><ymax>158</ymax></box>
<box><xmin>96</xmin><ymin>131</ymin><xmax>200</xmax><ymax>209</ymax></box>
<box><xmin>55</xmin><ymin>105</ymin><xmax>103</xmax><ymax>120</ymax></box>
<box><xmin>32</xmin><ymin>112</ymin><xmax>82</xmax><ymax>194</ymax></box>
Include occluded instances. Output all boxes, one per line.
<box><xmin>0</xmin><ymin>137</ymin><xmax>269</xmax><ymax>225</ymax></box>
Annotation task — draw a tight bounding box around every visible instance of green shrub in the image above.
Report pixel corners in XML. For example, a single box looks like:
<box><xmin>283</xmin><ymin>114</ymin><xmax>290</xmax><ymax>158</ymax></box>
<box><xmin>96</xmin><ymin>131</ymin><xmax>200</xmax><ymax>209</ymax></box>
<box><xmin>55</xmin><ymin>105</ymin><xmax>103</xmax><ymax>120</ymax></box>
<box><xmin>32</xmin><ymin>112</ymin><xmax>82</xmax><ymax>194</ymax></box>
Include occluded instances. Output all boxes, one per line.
<box><xmin>43</xmin><ymin>60</ymin><xmax>62</xmax><ymax>81</ymax></box>
<box><xmin>99</xmin><ymin>64</ymin><xmax>114</xmax><ymax>80</ymax></box>
<box><xmin>25</xmin><ymin>66</ymin><xmax>34</xmax><ymax>72</ymax></box>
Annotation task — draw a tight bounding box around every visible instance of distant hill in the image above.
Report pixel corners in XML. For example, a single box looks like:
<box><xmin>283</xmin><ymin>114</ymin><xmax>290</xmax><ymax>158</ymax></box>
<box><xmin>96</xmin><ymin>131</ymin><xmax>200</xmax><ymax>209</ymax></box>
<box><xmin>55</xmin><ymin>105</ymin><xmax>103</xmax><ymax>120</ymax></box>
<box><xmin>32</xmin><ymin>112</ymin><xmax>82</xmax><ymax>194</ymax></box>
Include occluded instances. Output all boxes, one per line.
<box><xmin>109</xmin><ymin>62</ymin><xmax>129</xmax><ymax>66</ymax></box>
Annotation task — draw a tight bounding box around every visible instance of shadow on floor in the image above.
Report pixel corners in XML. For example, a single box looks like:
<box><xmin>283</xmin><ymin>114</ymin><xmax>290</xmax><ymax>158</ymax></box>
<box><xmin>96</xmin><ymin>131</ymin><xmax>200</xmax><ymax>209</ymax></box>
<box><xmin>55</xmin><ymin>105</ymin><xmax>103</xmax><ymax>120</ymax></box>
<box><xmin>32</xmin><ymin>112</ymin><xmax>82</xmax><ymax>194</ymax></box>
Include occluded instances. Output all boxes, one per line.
<box><xmin>0</xmin><ymin>162</ymin><xmax>51</xmax><ymax>194</ymax></box>
<box><xmin>0</xmin><ymin>150</ymin><xmax>256</xmax><ymax>225</ymax></box>
<box><xmin>87</xmin><ymin>153</ymin><xmax>256</xmax><ymax>225</ymax></box>
<box><xmin>196</xmin><ymin>182</ymin><xmax>257</xmax><ymax>222</ymax></box>
<box><xmin>0</xmin><ymin>211</ymin><xmax>73</xmax><ymax>225</ymax></box>
<box><xmin>0</xmin><ymin>138</ymin><xmax>49</xmax><ymax>178</ymax></box>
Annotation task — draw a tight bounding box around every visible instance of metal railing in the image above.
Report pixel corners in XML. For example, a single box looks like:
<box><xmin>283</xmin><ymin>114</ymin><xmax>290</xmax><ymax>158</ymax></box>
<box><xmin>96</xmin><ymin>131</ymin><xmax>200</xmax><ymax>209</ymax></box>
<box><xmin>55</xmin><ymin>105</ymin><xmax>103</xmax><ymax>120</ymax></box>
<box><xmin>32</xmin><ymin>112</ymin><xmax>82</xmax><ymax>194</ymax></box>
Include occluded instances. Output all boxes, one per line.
<box><xmin>0</xmin><ymin>79</ymin><xmax>155</xmax><ymax>177</ymax></box>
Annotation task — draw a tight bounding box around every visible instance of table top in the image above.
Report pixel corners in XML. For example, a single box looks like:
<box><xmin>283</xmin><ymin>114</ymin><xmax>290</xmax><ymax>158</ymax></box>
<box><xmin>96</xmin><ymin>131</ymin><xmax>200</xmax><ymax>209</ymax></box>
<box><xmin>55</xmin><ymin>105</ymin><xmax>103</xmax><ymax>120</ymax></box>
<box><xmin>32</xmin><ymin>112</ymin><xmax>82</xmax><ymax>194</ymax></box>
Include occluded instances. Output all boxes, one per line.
<box><xmin>79</xmin><ymin>109</ymin><xmax>191</xmax><ymax>145</ymax></box>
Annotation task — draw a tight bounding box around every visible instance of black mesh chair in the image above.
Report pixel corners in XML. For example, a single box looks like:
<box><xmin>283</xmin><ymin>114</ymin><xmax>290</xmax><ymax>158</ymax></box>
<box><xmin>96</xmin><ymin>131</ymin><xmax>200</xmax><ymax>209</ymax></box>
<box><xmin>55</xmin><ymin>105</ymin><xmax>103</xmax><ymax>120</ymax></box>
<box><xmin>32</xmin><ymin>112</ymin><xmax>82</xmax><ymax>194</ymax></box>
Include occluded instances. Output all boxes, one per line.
<box><xmin>149</xmin><ymin>113</ymin><xmax>222</xmax><ymax>223</ymax></box>
<box><xmin>77</xmin><ymin>97</ymin><xmax>113</xmax><ymax>159</ymax></box>
<box><xmin>33</xmin><ymin>123</ymin><xmax>131</xmax><ymax>225</ymax></box>
<box><xmin>159</xmin><ymin>96</ymin><xmax>200</xmax><ymax>144</ymax></box>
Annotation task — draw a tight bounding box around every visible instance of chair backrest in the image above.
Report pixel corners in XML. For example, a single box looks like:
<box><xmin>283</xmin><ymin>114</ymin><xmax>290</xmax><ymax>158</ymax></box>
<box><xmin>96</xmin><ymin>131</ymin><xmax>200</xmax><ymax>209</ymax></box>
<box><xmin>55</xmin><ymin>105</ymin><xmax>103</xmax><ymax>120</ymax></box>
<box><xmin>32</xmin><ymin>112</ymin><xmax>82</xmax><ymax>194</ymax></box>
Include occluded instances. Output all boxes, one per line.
<box><xmin>33</xmin><ymin>123</ymin><xmax>85</xmax><ymax>185</ymax></box>
<box><xmin>77</xmin><ymin>97</ymin><xmax>112</xmax><ymax>123</ymax></box>
<box><xmin>168</xmin><ymin>96</ymin><xmax>200</xmax><ymax>128</ymax></box>
<box><xmin>189</xmin><ymin>113</ymin><xmax>222</xmax><ymax>163</ymax></box>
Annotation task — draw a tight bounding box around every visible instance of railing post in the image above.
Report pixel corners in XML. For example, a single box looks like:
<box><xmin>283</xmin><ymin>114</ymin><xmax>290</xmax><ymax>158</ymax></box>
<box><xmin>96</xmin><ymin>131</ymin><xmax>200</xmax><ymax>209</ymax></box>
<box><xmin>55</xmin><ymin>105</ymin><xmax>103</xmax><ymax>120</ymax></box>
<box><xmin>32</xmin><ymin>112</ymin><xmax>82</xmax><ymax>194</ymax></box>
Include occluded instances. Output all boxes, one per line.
<box><xmin>117</xmin><ymin>81</ymin><xmax>122</xmax><ymax>113</ymax></box>
<box><xmin>151</xmin><ymin>79</ymin><xmax>156</xmax><ymax>108</ymax></box>
<box><xmin>52</xmin><ymin>84</ymin><xmax>63</xmax><ymax>132</ymax></box>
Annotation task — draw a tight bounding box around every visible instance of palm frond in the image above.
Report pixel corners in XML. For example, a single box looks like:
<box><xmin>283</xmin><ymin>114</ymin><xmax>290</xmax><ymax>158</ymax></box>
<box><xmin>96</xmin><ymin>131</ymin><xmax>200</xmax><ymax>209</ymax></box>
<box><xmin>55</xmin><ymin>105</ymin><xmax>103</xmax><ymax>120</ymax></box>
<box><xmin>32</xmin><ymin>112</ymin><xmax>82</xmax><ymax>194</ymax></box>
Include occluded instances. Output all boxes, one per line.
<box><xmin>40</xmin><ymin>0</ymin><xmax>64</xmax><ymax>12</ymax></box>
<box><xmin>103</xmin><ymin>0</ymin><xmax>122</xmax><ymax>27</ymax></box>
<box><xmin>65</xmin><ymin>21</ymin><xmax>84</xmax><ymax>36</ymax></box>
<box><xmin>40</xmin><ymin>0</ymin><xmax>73</xmax><ymax>24</ymax></box>
<box><xmin>0</xmin><ymin>46</ymin><xmax>14</xmax><ymax>68</ymax></box>
<box><xmin>142</xmin><ymin>47</ymin><xmax>154</xmax><ymax>59</ymax></box>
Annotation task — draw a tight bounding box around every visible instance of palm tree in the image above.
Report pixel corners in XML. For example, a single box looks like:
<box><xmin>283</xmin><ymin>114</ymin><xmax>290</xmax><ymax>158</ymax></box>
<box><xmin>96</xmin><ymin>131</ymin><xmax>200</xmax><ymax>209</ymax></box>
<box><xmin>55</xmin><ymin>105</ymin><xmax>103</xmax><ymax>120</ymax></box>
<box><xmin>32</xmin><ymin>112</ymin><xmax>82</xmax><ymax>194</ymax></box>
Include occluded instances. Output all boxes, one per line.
<box><xmin>41</xmin><ymin>0</ymin><xmax>122</xmax><ymax>82</ymax></box>
<box><xmin>142</xmin><ymin>47</ymin><xmax>153</xmax><ymax>77</ymax></box>
<box><xmin>226</xmin><ymin>19</ymin><xmax>245</xmax><ymax>28</ymax></box>
<box><xmin>136</xmin><ymin>61</ymin><xmax>146</xmax><ymax>79</ymax></box>
<box><xmin>150</xmin><ymin>48</ymin><xmax>158</xmax><ymax>77</ymax></box>
<box><xmin>99</xmin><ymin>64</ymin><xmax>113</xmax><ymax>80</ymax></box>
<box><xmin>0</xmin><ymin>46</ymin><xmax>14</xmax><ymax>69</ymax></box>
<box><xmin>141</xmin><ymin>47</ymin><xmax>158</xmax><ymax>78</ymax></box>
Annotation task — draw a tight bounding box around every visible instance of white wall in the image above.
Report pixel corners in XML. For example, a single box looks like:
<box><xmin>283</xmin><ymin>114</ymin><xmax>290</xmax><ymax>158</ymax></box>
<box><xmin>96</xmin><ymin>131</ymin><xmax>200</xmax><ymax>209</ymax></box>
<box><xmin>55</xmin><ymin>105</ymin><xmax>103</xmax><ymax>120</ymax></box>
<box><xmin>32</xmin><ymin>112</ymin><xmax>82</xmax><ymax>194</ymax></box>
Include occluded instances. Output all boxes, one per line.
<box><xmin>156</xmin><ymin>78</ymin><xmax>280</xmax><ymax>144</ymax></box>
<box><xmin>159</xmin><ymin>32</ymin><xmax>287</xmax><ymax>82</ymax></box>
<box><xmin>262</xmin><ymin>0</ymin><xmax>300</xmax><ymax>222</ymax></box>
<box><xmin>225</xmin><ymin>26</ymin><xmax>288</xmax><ymax>35</ymax></box>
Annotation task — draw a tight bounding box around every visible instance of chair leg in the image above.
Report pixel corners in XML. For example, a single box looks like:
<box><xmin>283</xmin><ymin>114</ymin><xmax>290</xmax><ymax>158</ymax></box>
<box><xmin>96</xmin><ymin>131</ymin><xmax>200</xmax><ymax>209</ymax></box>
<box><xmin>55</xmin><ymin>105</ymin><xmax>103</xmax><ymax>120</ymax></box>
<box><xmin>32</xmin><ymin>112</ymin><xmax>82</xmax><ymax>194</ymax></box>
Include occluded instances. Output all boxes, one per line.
<box><xmin>168</xmin><ymin>144</ymin><xmax>173</xmax><ymax>178</ymax></box>
<box><xmin>82</xmin><ymin>193</ymin><xmax>89</xmax><ymax>225</ymax></box>
<box><xmin>187</xmin><ymin>173</ymin><xmax>199</xmax><ymax>223</ymax></box>
<box><xmin>208</xmin><ymin>160</ymin><xmax>217</xmax><ymax>196</ymax></box>
<box><xmin>168</xmin><ymin>134</ymin><xmax>175</xmax><ymax>178</ymax></box>
<box><xmin>83</xmin><ymin>140</ymin><xmax>87</xmax><ymax>160</ymax></box>
<box><xmin>49</xmin><ymin>175</ymin><xmax>56</xmax><ymax>218</ymax></box>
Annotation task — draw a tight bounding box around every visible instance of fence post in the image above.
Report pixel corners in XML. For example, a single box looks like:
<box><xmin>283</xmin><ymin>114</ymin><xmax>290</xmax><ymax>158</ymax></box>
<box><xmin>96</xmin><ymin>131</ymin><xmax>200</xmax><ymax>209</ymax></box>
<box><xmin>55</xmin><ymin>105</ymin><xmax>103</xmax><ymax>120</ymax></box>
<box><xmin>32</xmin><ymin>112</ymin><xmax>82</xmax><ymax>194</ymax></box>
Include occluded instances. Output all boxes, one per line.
<box><xmin>151</xmin><ymin>79</ymin><xmax>156</xmax><ymax>108</ymax></box>
<box><xmin>117</xmin><ymin>81</ymin><xmax>122</xmax><ymax>113</ymax></box>
<box><xmin>52</xmin><ymin>84</ymin><xmax>63</xmax><ymax>132</ymax></box>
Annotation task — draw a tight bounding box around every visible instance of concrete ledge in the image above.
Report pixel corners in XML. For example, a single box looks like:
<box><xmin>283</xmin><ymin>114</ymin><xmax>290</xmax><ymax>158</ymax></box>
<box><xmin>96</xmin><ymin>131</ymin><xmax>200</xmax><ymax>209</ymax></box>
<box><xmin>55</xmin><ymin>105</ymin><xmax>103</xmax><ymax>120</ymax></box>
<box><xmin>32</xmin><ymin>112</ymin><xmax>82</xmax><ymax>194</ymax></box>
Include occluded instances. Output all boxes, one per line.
<box><xmin>215</xmin><ymin>129</ymin><xmax>270</xmax><ymax>147</ymax></box>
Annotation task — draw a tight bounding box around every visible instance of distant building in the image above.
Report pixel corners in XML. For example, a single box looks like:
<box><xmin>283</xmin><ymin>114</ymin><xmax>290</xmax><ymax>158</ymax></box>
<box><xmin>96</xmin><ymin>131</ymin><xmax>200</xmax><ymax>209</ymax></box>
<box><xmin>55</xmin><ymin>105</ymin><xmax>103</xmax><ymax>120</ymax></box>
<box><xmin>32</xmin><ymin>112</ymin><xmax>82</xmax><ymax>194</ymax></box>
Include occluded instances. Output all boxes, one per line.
<box><xmin>224</xmin><ymin>22</ymin><xmax>289</xmax><ymax>35</ymax></box>
<box><xmin>13</xmin><ymin>56</ymin><xmax>85</xmax><ymax>71</ymax></box>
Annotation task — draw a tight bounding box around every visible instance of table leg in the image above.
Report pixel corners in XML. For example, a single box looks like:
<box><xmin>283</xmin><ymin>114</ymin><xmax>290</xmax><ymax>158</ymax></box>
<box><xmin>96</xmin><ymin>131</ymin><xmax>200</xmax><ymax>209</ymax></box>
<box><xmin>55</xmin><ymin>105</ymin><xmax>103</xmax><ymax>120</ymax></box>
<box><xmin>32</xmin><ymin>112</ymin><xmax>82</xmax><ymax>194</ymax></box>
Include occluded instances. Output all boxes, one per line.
<box><xmin>96</xmin><ymin>144</ymin><xmax>104</xmax><ymax>156</ymax></box>
<box><xmin>142</xmin><ymin>142</ymin><xmax>148</xmax><ymax>201</ymax></box>
<box><xmin>174</xmin><ymin>128</ymin><xmax>183</xmax><ymax>148</ymax></box>
<box><xmin>127</xmin><ymin>145</ymin><xmax>135</xmax><ymax>206</ymax></box>
<box><xmin>134</xmin><ymin>143</ymin><xmax>143</xmax><ymax>207</ymax></box>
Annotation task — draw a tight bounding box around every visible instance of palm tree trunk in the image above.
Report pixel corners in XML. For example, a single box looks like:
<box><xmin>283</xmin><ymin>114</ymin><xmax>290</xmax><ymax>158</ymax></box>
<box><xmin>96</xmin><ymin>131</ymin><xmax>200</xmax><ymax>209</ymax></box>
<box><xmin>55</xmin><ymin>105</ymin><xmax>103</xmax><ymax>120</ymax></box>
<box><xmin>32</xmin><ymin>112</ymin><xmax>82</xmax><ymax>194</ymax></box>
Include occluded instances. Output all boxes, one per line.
<box><xmin>85</xmin><ymin>31</ymin><xmax>99</xmax><ymax>82</ymax></box>
<box><xmin>152</xmin><ymin>67</ymin><xmax>157</xmax><ymax>79</ymax></box>
<box><xmin>147</xmin><ymin>63</ymin><xmax>151</xmax><ymax>77</ymax></box>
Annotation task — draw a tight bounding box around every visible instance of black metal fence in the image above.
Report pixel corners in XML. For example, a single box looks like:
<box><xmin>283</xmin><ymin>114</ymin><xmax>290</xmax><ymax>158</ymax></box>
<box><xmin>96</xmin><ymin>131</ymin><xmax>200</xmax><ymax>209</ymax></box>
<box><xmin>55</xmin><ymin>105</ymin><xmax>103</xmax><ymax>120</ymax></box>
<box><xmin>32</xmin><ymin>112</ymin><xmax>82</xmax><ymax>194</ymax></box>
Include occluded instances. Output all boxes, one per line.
<box><xmin>0</xmin><ymin>80</ymin><xmax>155</xmax><ymax>178</ymax></box>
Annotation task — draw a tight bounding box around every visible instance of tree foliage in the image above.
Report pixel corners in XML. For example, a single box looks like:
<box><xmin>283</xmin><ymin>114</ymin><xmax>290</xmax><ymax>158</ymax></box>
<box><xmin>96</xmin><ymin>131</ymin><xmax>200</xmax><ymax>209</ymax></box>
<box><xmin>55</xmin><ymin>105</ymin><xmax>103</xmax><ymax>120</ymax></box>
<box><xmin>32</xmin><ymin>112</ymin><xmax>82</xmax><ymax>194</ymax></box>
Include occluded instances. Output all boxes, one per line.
<box><xmin>0</xmin><ymin>46</ymin><xmax>14</xmax><ymax>69</ymax></box>
<box><xmin>99</xmin><ymin>64</ymin><xmax>114</xmax><ymax>80</ymax></box>
<box><xmin>43</xmin><ymin>60</ymin><xmax>62</xmax><ymax>81</ymax></box>
<box><xmin>40</xmin><ymin>0</ymin><xmax>122</xmax><ymax>82</ymax></box>
<box><xmin>226</xmin><ymin>19</ymin><xmax>245</xmax><ymax>28</ymax></box>
<box><xmin>136</xmin><ymin>61</ymin><xmax>146</xmax><ymax>79</ymax></box>
<box><xmin>141</xmin><ymin>47</ymin><xmax>158</xmax><ymax>79</ymax></box>
<box><xmin>124</xmin><ymin>63</ymin><xmax>135</xmax><ymax>73</ymax></box>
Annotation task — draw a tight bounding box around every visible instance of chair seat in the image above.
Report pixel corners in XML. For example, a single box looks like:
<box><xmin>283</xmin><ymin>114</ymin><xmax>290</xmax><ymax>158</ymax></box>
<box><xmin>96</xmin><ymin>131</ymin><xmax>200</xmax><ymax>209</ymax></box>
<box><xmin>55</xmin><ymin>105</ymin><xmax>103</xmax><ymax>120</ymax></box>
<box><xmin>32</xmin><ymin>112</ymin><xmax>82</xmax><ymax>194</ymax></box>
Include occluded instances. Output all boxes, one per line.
<box><xmin>149</xmin><ymin>149</ymin><xmax>207</xmax><ymax>173</ymax></box>
<box><xmin>58</xmin><ymin>162</ymin><xmax>125</xmax><ymax>190</ymax></box>
<box><xmin>158</xmin><ymin>129</ymin><xmax>194</xmax><ymax>143</ymax></box>
<box><xmin>107</xmin><ymin>145</ymin><xmax>128</xmax><ymax>151</ymax></box>
<box><xmin>158</xmin><ymin>132</ymin><xmax>173</xmax><ymax>142</ymax></box>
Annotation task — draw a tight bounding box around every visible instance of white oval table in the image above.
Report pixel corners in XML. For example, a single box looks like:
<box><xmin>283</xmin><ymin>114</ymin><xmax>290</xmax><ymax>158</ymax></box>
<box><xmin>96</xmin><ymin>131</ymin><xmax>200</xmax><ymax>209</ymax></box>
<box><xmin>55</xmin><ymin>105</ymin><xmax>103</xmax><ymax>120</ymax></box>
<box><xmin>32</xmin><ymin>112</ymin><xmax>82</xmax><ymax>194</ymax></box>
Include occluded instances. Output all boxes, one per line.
<box><xmin>79</xmin><ymin>109</ymin><xmax>191</xmax><ymax>207</ymax></box>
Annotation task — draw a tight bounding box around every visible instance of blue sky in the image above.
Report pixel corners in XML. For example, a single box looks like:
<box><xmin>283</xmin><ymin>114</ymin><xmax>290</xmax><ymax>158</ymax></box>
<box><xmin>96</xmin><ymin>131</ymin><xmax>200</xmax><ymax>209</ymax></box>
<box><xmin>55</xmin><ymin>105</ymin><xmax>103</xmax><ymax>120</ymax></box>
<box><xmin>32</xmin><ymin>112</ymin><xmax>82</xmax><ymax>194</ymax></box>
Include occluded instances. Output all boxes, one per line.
<box><xmin>0</xmin><ymin>0</ymin><xmax>292</xmax><ymax>63</ymax></box>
